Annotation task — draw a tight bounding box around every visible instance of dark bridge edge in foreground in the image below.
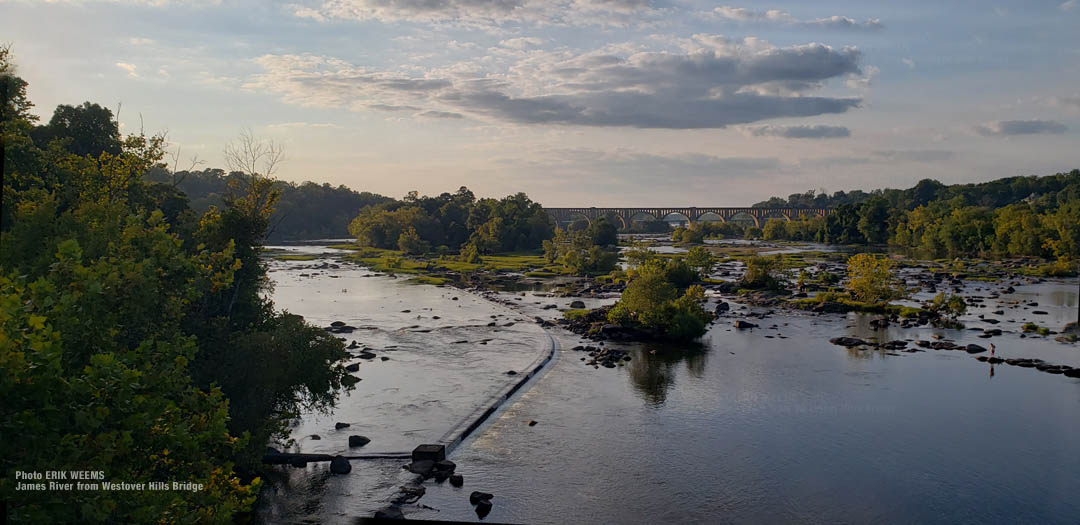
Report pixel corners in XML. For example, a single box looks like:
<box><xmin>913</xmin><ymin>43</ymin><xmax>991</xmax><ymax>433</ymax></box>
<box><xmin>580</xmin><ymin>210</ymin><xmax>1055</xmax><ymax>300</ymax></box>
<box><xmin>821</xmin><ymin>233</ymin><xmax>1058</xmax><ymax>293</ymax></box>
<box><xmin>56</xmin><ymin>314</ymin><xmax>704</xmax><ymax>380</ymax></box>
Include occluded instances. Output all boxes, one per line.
<box><xmin>544</xmin><ymin>207</ymin><xmax>831</xmax><ymax>228</ymax></box>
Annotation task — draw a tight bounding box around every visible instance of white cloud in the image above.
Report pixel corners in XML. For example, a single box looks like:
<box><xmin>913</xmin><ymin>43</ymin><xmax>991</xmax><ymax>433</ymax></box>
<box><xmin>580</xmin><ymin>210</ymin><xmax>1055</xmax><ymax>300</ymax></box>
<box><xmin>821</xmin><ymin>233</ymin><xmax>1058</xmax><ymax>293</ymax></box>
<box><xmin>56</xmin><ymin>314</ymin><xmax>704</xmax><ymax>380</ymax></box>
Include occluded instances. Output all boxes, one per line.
<box><xmin>1061</xmin><ymin>0</ymin><xmax>1077</xmax><ymax>11</ymax></box>
<box><xmin>500</xmin><ymin>37</ymin><xmax>544</xmax><ymax>49</ymax></box>
<box><xmin>115</xmin><ymin>62</ymin><xmax>139</xmax><ymax>78</ymax></box>
<box><xmin>901</xmin><ymin>57</ymin><xmax>915</xmax><ymax>69</ymax></box>
<box><xmin>291</xmin><ymin>0</ymin><xmax>661</xmax><ymax>28</ymax></box>
<box><xmin>709</xmin><ymin>6</ymin><xmax>883</xmax><ymax>30</ymax></box>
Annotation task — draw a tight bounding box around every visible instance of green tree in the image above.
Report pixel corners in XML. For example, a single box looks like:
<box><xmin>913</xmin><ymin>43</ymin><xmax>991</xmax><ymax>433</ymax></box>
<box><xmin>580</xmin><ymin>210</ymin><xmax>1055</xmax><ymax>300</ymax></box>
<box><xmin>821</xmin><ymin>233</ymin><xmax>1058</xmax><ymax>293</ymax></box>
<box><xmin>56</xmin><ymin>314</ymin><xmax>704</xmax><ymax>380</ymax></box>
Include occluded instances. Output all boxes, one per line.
<box><xmin>845</xmin><ymin>254</ymin><xmax>906</xmax><ymax>303</ymax></box>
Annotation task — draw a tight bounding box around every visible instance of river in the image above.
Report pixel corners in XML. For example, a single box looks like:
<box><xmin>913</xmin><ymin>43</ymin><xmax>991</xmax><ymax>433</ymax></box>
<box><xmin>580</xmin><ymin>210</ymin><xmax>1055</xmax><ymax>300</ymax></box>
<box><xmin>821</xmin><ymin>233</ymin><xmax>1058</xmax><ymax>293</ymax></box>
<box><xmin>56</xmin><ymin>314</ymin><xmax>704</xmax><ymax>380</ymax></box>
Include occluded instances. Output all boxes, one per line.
<box><xmin>258</xmin><ymin>242</ymin><xmax>1080</xmax><ymax>524</ymax></box>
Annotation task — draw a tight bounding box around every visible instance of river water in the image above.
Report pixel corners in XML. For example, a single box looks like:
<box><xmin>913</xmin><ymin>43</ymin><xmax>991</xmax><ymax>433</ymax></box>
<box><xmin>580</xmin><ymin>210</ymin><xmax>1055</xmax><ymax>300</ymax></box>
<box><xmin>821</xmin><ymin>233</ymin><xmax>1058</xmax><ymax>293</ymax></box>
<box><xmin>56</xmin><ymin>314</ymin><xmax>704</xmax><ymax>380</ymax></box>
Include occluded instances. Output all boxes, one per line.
<box><xmin>260</xmin><ymin>243</ymin><xmax>1080</xmax><ymax>524</ymax></box>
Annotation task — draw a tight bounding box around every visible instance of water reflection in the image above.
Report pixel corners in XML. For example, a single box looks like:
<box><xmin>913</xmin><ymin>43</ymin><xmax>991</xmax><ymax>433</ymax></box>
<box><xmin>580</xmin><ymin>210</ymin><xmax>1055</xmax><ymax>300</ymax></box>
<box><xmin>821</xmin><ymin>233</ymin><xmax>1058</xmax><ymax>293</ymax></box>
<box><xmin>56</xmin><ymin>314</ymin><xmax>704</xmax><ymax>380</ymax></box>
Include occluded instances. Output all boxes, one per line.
<box><xmin>626</xmin><ymin>342</ymin><xmax>707</xmax><ymax>406</ymax></box>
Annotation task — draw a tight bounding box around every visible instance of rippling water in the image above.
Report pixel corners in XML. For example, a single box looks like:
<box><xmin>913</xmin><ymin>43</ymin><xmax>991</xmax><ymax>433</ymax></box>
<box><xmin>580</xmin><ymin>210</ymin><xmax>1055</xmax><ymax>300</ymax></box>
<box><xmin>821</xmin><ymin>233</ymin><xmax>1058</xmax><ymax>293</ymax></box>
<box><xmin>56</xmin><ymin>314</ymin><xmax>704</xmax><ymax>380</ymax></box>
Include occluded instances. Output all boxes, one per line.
<box><xmin>259</xmin><ymin>244</ymin><xmax>1080</xmax><ymax>524</ymax></box>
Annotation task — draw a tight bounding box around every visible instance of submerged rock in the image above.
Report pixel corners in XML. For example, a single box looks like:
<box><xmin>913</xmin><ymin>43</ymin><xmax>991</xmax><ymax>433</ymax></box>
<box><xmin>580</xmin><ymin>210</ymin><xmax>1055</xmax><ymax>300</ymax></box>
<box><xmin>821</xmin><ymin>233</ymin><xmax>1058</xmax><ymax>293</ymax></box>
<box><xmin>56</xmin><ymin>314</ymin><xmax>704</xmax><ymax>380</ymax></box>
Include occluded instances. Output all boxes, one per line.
<box><xmin>470</xmin><ymin>491</ymin><xmax>494</xmax><ymax>505</ymax></box>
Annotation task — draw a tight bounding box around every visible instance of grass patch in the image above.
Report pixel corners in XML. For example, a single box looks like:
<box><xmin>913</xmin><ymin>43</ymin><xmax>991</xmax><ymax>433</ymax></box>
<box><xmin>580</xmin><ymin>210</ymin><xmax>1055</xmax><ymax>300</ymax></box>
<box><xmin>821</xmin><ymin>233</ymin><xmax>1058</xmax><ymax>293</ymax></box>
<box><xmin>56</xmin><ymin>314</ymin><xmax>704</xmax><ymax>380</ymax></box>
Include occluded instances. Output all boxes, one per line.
<box><xmin>524</xmin><ymin>270</ymin><xmax>556</xmax><ymax>278</ymax></box>
<box><xmin>563</xmin><ymin>309</ymin><xmax>592</xmax><ymax>321</ymax></box>
<box><xmin>274</xmin><ymin>254</ymin><xmax>318</xmax><ymax>261</ymax></box>
<box><xmin>409</xmin><ymin>275</ymin><xmax>450</xmax><ymax>285</ymax></box>
<box><xmin>327</xmin><ymin>243</ymin><xmax>365</xmax><ymax>251</ymax></box>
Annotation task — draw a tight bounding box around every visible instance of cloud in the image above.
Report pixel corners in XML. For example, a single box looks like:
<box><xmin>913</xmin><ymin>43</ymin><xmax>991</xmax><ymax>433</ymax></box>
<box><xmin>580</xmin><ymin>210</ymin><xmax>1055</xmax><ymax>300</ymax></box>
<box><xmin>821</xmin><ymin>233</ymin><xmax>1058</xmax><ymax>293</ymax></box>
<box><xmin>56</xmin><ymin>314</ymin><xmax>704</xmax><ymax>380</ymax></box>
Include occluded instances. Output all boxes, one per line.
<box><xmin>115</xmin><ymin>62</ymin><xmax>139</xmax><ymax>78</ymax></box>
<box><xmin>292</xmin><ymin>0</ymin><xmax>660</xmax><ymax>28</ymax></box>
<box><xmin>974</xmin><ymin>120</ymin><xmax>1068</xmax><ymax>136</ymax></box>
<box><xmin>901</xmin><ymin>57</ymin><xmax>915</xmax><ymax>69</ymax></box>
<box><xmin>500</xmin><ymin>37</ymin><xmax>544</xmax><ymax>49</ymax></box>
<box><xmin>246</xmin><ymin>39</ymin><xmax>864</xmax><ymax>129</ymax></box>
<box><xmin>871</xmin><ymin>149</ymin><xmax>954</xmax><ymax>162</ymax></box>
<box><xmin>741</xmin><ymin>124</ymin><xmax>850</xmax><ymax>139</ymax></box>
<box><xmin>1061</xmin><ymin>0</ymin><xmax>1077</xmax><ymax>11</ymax></box>
<box><xmin>709</xmin><ymin>6</ymin><xmax>883</xmax><ymax>30</ymax></box>
<box><xmin>418</xmin><ymin>110</ymin><xmax>466</xmax><ymax>119</ymax></box>
<box><xmin>1050</xmin><ymin>95</ymin><xmax>1080</xmax><ymax>110</ymax></box>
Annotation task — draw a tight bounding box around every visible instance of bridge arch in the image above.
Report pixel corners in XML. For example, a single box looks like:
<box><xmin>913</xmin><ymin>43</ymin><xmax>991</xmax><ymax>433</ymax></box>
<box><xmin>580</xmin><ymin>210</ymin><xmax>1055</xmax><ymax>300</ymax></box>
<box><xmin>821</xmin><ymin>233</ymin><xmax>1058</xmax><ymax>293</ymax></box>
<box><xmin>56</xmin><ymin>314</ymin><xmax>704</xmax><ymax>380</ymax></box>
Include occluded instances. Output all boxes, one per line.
<box><xmin>695</xmin><ymin>211</ymin><xmax>726</xmax><ymax>223</ymax></box>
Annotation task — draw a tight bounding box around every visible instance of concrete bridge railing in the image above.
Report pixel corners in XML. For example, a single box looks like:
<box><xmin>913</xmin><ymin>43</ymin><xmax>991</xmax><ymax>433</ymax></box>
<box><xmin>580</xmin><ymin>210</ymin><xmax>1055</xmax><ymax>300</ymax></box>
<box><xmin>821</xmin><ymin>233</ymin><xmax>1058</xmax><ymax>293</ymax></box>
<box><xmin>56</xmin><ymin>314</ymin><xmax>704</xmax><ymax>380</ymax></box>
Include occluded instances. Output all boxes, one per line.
<box><xmin>543</xmin><ymin>207</ymin><xmax>831</xmax><ymax>228</ymax></box>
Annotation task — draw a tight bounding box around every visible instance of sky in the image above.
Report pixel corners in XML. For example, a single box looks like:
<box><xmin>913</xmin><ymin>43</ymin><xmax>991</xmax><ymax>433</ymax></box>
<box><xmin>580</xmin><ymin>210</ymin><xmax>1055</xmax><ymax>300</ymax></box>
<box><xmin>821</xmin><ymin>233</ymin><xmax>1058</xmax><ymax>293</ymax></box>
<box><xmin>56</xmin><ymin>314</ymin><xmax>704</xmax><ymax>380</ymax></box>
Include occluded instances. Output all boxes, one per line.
<box><xmin>3</xmin><ymin>0</ymin><xmax>1080</xmax><ymax>206</ymax></box>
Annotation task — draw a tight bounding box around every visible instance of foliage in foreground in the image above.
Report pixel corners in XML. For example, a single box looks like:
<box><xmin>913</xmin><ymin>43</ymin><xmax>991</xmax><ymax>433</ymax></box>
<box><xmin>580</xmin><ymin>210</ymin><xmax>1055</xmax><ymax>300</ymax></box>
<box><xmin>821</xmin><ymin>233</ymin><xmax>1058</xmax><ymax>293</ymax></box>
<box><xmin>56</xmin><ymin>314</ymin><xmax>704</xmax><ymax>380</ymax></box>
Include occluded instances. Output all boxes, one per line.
<box><xmin>1</xmin><ymin>49</ymin><xmax>348</xmax><ymax>522</ymax></box>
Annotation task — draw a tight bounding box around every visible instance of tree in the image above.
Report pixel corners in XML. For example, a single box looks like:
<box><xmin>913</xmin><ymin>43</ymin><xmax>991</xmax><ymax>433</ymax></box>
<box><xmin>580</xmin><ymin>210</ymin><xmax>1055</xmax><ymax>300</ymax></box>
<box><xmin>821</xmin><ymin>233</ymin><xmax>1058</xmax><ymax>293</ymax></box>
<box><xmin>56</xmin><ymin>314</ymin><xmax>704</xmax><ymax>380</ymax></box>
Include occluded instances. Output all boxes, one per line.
<box><xmin>607</xmin><ymin>259</ymin><xmax>712</xmax><ymax>340</ymax></box>
<box><xmin>398</xmin><ymin>227</ymin><xmax>430</xmax><ymax>254</ymax></box>
<box><xmin>684</xmin><ymin>246</ymin><xmax>716</xmax><ymax>279</ymax></box>
<box><xmin>845</xmin><ymin>254</ymin><xmax>906</xmax><ymax>303</ymax></box>
<box><xmin>740</xmin><ymin>255</ymin><xmax>782</xmax><ymax>289</ymax></box>
<box><xmin>32</xmin><ymin>102</ymin><xmax>122</xmax><ymax>158</ymax></box>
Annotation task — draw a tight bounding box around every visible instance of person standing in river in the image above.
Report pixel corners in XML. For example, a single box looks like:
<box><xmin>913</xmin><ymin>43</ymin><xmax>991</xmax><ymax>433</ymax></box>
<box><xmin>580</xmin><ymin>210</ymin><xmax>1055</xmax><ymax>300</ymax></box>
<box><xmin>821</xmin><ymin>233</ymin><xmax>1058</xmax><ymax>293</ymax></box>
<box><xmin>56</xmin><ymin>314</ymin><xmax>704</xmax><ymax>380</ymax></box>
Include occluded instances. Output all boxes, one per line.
<box><xmin>990</xmin><ymin>343</ymin><xmax>996</xmax><ymax>357</ymax></box>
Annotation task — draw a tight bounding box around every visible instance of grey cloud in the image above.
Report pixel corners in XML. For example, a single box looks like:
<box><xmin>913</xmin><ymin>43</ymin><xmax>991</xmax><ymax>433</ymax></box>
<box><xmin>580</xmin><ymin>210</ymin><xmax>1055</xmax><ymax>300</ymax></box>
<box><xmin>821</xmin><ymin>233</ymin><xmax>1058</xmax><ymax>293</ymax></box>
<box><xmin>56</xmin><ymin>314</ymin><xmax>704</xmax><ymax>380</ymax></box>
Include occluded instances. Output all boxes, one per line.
<box><xmin>418</xmin><ymin>110</ymin><xmax>466</xmax><ymax>118</ymax></box>
<box><xmin>1051</xmin><ymin>96</ymin><xmax>1080</xmax><ymax>109</ymax></box>
<box><xmin>743</xmin><ymin>124</ymin><xmax>851</xmax><ymax>138</ymax></box>
<box><xmin>250</xmin><ymin>42</ymin><xmax>864</xmax><ymax>129</ymax></box>
<box><xmin>974</xmin><ymin>120</ymin><xmax>1067</xmax><ymax>136</ymax></box>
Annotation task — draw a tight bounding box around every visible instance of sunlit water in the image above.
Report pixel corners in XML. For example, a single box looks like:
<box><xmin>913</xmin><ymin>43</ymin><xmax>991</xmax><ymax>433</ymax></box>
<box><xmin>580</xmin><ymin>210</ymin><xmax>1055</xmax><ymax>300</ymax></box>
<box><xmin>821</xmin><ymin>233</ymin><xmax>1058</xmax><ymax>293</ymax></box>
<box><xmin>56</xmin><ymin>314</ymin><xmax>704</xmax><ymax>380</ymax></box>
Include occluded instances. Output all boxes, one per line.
<box><xmin>259</xmin><ymin>243</ymin><xmax>1080</xmax><ymax>524</ymax></box>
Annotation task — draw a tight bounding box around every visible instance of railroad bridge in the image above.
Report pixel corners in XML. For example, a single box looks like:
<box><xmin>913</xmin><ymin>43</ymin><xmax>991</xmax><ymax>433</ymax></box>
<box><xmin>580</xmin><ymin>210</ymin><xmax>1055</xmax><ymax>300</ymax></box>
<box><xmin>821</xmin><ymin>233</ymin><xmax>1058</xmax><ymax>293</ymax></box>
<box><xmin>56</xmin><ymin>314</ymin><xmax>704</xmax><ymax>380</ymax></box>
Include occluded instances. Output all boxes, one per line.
<box><xmin>543</xmin><ymin>207</ymin><xmax>830</xmax><ymax>228</ymax></box>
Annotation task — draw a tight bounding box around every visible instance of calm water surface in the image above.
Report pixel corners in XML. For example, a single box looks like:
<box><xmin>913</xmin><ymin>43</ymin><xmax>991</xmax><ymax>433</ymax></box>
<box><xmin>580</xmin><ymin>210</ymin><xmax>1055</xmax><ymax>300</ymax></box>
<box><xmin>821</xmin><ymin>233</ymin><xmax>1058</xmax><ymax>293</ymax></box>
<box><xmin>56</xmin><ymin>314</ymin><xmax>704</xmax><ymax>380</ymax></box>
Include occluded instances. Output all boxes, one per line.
<box><xmin>260</xmin><ymin>244</ymin><xmax>1080</xmax><ymax>524</ymax></box>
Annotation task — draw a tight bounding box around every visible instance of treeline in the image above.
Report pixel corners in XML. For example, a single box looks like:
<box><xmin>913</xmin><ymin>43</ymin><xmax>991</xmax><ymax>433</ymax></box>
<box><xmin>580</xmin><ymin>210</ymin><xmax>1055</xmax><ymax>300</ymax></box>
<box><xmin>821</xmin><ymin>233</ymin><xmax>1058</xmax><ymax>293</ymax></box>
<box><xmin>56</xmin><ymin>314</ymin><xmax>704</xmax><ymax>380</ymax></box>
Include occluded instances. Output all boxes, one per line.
<box><xmin>347</xmin><ymin>188</ymin><xmax>553</xmax><ymax>256</ymax></box>
<box><xmin>145</xmin><ymin>168</ymin><xmax>391</xmax><ymax>241</ymax></box>
<box><xmin>2</xmin><ymin>48</ymin><xmax>349</xmax><ymax>521</ymax></box>
<box><xmin>752</xmin><ymin>173</ymin><xmax>1079</xmax><ymax>211</ymax></box>
<box><xmin>759</xmin><ymin>171</ymin><xmax>1080</xmax><ymax>260</ymax></box>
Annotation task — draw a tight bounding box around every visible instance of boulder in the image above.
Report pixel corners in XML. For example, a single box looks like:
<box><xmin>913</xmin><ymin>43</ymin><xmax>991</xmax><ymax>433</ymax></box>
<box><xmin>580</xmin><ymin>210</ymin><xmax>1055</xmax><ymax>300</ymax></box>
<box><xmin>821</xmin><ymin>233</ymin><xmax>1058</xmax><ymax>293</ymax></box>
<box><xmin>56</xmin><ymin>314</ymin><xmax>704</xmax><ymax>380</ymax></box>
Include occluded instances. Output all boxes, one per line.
<box><xmin>348</xmin><ymin>435</ymin><xmax>371</xmax><ymax>448</ymax></box>
<box><xmin>450</xmin><ymin>474</ymin><xmax>464</xmax><ymax>487</ymax></box>
<box><xmin>407</xmin><ymin>460</ymin><xmax>436</xmax><ymax>477</ymax></box>
<box><xmin>335</xmin><ymin>422</ymin><xmax>350</xmax><ymax>429</ymax></box>
<box><xmin>330</xmin><ymin>321</ymin><xmax>346</xmax><ymax>327</ymax></box>
<box><xmin>345</xmin><ymin>363</ymin><xmax>360</xmax><ymax>372</ymax></box>
<box><xmin>329</xmin><ymin>456</ymin><xmax>352</xmax><ymax>475</ymax></box>
<box><xmin>734</xmin><ymin>320</ymin><xmax>758</xmax><ymax>330</ymax></box>
<box><xmin>714</xmin><ymin>301</ymin><xmax>730</xmax><ymax>313</ymax></box>
<box><xmin>358</xmin><ymin>351</ymin><xmax>377</xmax><ymax>360</ymax></box>
<box><xmin>965</xmin><ymin>344</ymin><xmax>987</xmax><ymax>354</ymax></box>
<box><xmin>412</xmin><ymin>444</ymin><xmax>446</xmax><ymax>462</ymax></box>
<box><xmin>309</xmin><ymin>434</ymin><xmax>321</xmax><ymax>440</ymax></box>
<box><xmin>569</xmin><ymin>300</ymin><xmax>586</xmax><ymax>309</ymax></box>
<box><xmin>475</xmin><ymin>499</ymin><xmax>493</xmax><ymax>518</ymax></box>
<box><xmin>829</xmin><ymin>337</ymin><xmax>868</xmax><ymax>347</ymax></box>
<box><xmin>434</xmin><ymin>460</ymin><xmax>457</xmax><ymax>472</ymax></box>
<box><xmin>470</xmin><ymin>491</ymin><xmax>494</xmax><ymax>505</ymax></box>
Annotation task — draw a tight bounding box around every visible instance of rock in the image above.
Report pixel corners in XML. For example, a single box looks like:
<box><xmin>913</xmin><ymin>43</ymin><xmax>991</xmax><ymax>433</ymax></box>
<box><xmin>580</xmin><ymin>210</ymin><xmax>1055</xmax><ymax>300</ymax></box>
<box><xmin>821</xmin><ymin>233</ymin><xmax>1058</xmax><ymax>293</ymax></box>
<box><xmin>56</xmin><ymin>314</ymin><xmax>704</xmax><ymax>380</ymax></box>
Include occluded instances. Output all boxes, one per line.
<box><xmin>373</xmin><ymin>507</ymin><xmax>404</xmax><ymax>520</ymax></box>
<box><xmin>358</xmin><ymin>351</ymin><xmax>377</xmax><ymax>360</ymax></box>
<box><xmin>407</xmin><ymin>460</ymin><xmax>436</xmax><ymax>477</ymax></box>
<box><xmin>380</xmin><ymin>356</ymin><xmax>390</xmax><ymax>361</ymax></box>
<box><xmin>475</xmin><ymin>499</ymin><xmax>493</xmax><ymax>518</ymax></box>
<box><xmin>329</xmin><ymin>456</ymin><xmax>352</xmax><ymax>475</ymax></box>
<box><xmin>506</xmin><ymin>370</ymin><xmax>517</xmax><ymax>376</ymax></box>
<box><xmin>434</xmin><ymin>459</ymin><xmax>457</xmax><ymax>472</ymax></box>
<box><xmin>528</xmin><ymin>420</ymin><xmax>538</xmax><ymax>427</ymax></box>
<box><xmin>412</xmin><ymin>444</ymin><xmax>446</xmax><ymax>462</ymax></box>
<box><xmin>433</xmin><ymin>470</ymin><xmax>452</xmax><ymax>482</ymax></box>
<box><xmin>965</xmin><ymin>344</ymin><xmax>987</xmax><ymax>354</ymax></box>
<box><xmin>734</xmin><ymin>320</ymin><xmax>758</xmax><ymax>330</ymax></box>
<box><xmin>330</xmin><ymin>321</ymin><xmax>346</xmax><ymax>327</ymax></box>
<box><xmin>335</xmin><ymin>422</ymin><xmax>350</xmax><ymax>429</ymax></box>
<box><xmin>349</xmin><ymin>435</ymin><xmax>371</xmax><ymax>448</ymax></box>
<box><xmin>450</xmin><ymin>474</ymin><xmax>464</xmax><ymax>487</ymax></box>
<box><xmin>290</xmin><ymin>458</ymin><xmax>307</xmax><ymax>468</ymax></box>
<box><xmin>1032</xmin><ymin>310</ymin><xmax>1049</xmax><ymax>315</ymax></box>
<box><xmin>569</xmin><ymin>300</ymin><xmax>586</xmax><ymax>309</ymax></box>
<box><xmin>345</xmin><ymin>363</ymin><xmax>360</xmax><ymax>372</ymax></box>
<box><xmin>470</xmin><ymin>491</ymin><xmax>494</xmax><ymax>505</ymax></box>
<box><xmin>309</xmin><ymin>434</ymin><xmax>321</xmax><ymax>440</ymax></box>
<box><xmin>1064</xmin><ymin>368</ymin><xmax>1080</xmax><ymax>378</ymax></box>
<box><xmin>829</xmin><ymin>337</ymin><xmax>868</xmax><ymax>347</ymax></box>
<box><xmin>714</xmin><ymin>301</ymin><xmax>730</xmax><ymax>313</ymax></box>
